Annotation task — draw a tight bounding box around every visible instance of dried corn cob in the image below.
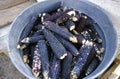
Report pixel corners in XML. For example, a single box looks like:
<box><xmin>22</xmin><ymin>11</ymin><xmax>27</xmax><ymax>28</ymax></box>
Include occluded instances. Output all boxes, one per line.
<box><xmin>28</xmin><ymin>44</ymin><xmax>36</xmax><ymax>68</ymax></box>
<box><xmin>17</xmin><ymin>16</ymin><xmax>37</xmax><ymax>49</ymax></box>
<box><xmin>62</xmin><ymin>52</ymin><xmax>73</xmax><ymax>79</ymax></box>
<box><xmin>82</xmin><ymin>45</ymin><xmax>96</xmax><ymax>72</ymax></box>
<box><xmin>20</xmin><ymin>16</ymin><xmax>37</xmax><ymax>40</ymax></box>
<box><xmin>43</xmin><ymin>21</ymin><xmax>78</xmax><ymax>43</ymax></box>
<box><xmin>17</xmin><ymin>43</ymin><xmax>29</xmax><ymax>50</ymax></box>
<box><xmin>70</xmin><ymin>41</ymin><xmax>93</xmax><ymax>79</ymax></box>
<box><xmin>21</xmin><ymin>35</ymin><xmax>44</xmax><ymax>43</ymax></box>
<box><xmin>17</xmin><ymin>31</ymin><xmax>42</xmax><ymax>50</ymax></box>
<box><xmin>87</xmin><ymin>24</ymin><xmax>102</xmax><ymax>43</ymax></box>
<box><xmin>32</xmin><ymin>45</ymin><xmax>41</xmax><ymax>77</ymax></box>
<box><xmin>22</xmin><ymin>47</ymin><xmax>30</xmax><ymax>63</ymax></box>
<box><xmin>43</xmin><ymin>8</ymin><xmax>73</xmax><ymax>22</ymax></box>
<box><xmin>85</xmin><ymin>58</ymin><xmax>100</xmax><ymax>76</ymax></box>
<box><xmin>43</xmin><ymin>28</ymin><xmax>67</xmax><ymax>59</ymax></box>
<box><xmin>75</xmin><ymin>14</ymin><xmax>87</xmax><ymax>32</ymax></box>
<box><xmin>55</xmin><ymin>34</ymin><xmax>79</xmax><ymax>56</ymax></box>
<box><xmin>38</xmin><ymin>40</ymin><xmax>49</xmax><ymax>79</ymax></box>
<box><xmin>65</xmin><ymin>20</ymin><xmax>75</xmax><ymax>31</ymax></box>
<box><xmin>49</xmin><ymin>55</ymin><xmax>61</xmax><ymax>79</ymax></box>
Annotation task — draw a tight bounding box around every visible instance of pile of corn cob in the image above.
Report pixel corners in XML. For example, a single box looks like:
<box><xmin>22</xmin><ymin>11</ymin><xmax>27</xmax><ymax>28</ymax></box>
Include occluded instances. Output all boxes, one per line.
<box><xmin>17</xmin><ymin>3</ymin><xmax>105</xmax><ymax>79</ymax></box>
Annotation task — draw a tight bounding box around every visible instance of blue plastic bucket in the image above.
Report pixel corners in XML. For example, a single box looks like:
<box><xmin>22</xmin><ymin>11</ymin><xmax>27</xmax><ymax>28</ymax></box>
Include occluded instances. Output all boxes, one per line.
<box><xmin>8</xmin><ymin>0</ymin><xmax>118</xmax><ymax>79</ymax></box>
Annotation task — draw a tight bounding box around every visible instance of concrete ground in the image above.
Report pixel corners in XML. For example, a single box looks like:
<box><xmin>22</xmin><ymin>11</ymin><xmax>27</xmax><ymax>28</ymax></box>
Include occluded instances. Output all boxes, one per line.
<box><xmin>0</xmin><ymin>0</ymin><xmax>120</xmax><ymax>79</ymax></box>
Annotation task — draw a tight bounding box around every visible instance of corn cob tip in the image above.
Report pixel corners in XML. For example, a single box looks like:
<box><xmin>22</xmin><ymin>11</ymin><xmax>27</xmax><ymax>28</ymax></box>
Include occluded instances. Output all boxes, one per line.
<box><xmin>42</xmin><ymin>26</ymin><xmax>45</xmax><ymax>29</ymax></box>
<box><xmin>43</xmin><ymin>13</ymin><xmax>46</xmax><ymax>16</ymax></box>
<box><xmin>72</xmin><ymin>30</ymin><xmax>78</xmax><ymax>35</ymax></box>
<box><xmin>72</xmin><ymin>16</ymin><xmax>78</xmax><ymax>22</ymax></box>
<box><xmin>17</xmin><ymin>45</ymin><xmax>20</xmax><ymax>49</ymax></box>
<box><xmin>100</xmin><ymin>47</ymin><xmax>105</xmax><ymax>53</ymax></box>
<box><xmin>21</xmin><ymin>37</ymin><xmax>29</xmax><ymax>43</ymax></box>
<box><xmin>85</xmin><ymin>72</ymin><xmax>89</xmax><ymax>76</ymax></box>
<box><xmin>96</xmin><ymin>55</ymin><xmax>103</xmax><ymax>61</ymax></box>
<box><xmin>85</xmin><ymin>40</ymin><xmax>93</xmax><ymax>46</ymax></box>
<box><xmin>57</xmin><ymin>8</ymin><xmax>61</xmax><ymax>12</ymax></box>
<box><xmin>98</xmin><ymin>38</ymin><xmax>103</xmax><ymax>43</ymax></box>
<box><xmin>32</xmin><ymin>69</ymin><xmax>40</xmax><ymax>77</ymax></box>
<box><xmin>67</xmin><ymin>11</ymin><xmax>76</xmax><ymax>16</ymax></box>
<box><xmin>20</xmin><ymin>44</ymin><xmax>27</xmax><ymax>50</ymax></box>
<box><xmin>17</xmin><ymin>44</ymin><xmax>26</xmax><ymax>50</ymax></box>
<box><xmin>70</xmin><ymin>25</ymin><xmax>75</xmax><ymax>31</ymax></box>
<box><xmin>43</xmin><ymin>71</ymin><xmax>49</xmax><ymax>79</ymax></box>
<box><xmin>76</xmin><ymin>52</ymin><xmax>80</xmax><ymax>55</ymax></box>
<box><xmin>39</xmin><ymin>13</ymin><xmax>42</xmax><ymax>17</ymax></box>
<box><xmin>82</xmin><ymin>39</ymin><xmax>86</xmax><ymax>45</ymax></box>
<box><xmin>96</xmin><ymin>50</ymin><xmax>101</xmax><ymax>54</ymax></box>
<box><xmin>60</xmin><ymin>53</ymin><xmax>67</xmax><ymax>60</ymax></box>
<box><xmin>83</xmin><ymin>16</ymin><xmax>87</xmax><ymax>19</ymax></box>
<box><xmin>69</xmin><ymin>37</ymin><xmax>78</xmax><ymax>43</ymax></box>
<box><xmin>23</xmin><ymin>55</ymin><xmax>28</xmax><ymax>63</ymax></box>
<box><xmin>70</xmin><ymin>72</ymin><xmax>77</xmax><ymax>79</ymax></box>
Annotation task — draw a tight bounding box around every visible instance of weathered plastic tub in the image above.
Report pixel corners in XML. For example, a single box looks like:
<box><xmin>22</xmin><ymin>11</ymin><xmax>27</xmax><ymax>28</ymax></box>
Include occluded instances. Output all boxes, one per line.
<box><xmin>8</xmin><ymin>0</ymin><xmax>118</xmax><ymax>79</ymax></box>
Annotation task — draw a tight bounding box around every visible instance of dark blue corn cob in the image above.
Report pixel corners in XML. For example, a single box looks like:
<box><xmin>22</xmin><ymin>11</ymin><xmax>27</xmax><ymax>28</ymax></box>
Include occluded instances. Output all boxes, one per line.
<box><xmin>43</xmin><ymin>8</ymin><xmax>73</xmax><ymax>22</ymax></box>
<box><xmin>32</xmin><ymin>45</ymin><xmax>41</xmax><ymax>77</ymax></box>
<box><xmin>17</xmin><ymin>30</ymin><xmax>42</xmax><ymax>50</ymax></box>
<box><xmin>55</xmin><ymin>34</ymin><xmax>79</xmax><ymax>56</ymax></box>
<box><xmin>87</xmin><ymin>24</ymin><xmax>102</xmax><ymax>43</ymax></box>
<box><xmin>43</xmin><ymin>21</ymin><xmax>78</xmax><ymax>43</ymax></box>
<box><xmin>19</xmin><ymin>16</ymin><xmax>37</xmax><ymax>41</ymax></box>
<box><xmin>62</xmin><ymin>52</ymin><xmax>73</xmax><ymax>79</ymax></box>
<box><xmin>28</xmin><ymin>44</ymin><xmax>36</xmax><ymax>68</ymax></box>
<box><xmin>43</xmin><ymin>28</ymin><xmax>67</xmax><ymax>59</ymax></box>
<box><xmin>38</xmin><ymin>40</ymin><xmax>49</xmax><ymax>79</ymax></box>
<box><xmin>22</xmin><ymin>46</ymin><xmax>30</xmax><ymax>63</ymax></box>
<box><xmin>49</xmin><ymin>55</ymin><xmax>61</xmax><ymax>79</ymax></box>
<box><xmin>82</xmin><ymin>45</ymin><xmax>96</xmax><ymax>72</ymax></box>
<box><xmin>17</xmin><ymin>16</ymin><xmax>37</xmax><ymax>49</ymax></box>
<box><xmin>85</xmin><ymin>58</ymin><xmax>100</xmax><ymax>76</ymax></box>
<box><xmin>65</xmin><ymin>20</ymin><xmax>75</xmax><ymax>31</ymax></box>
<box><xmin>75</xmin><ymin>13</ymin><xmax>87</xmax><ymax>32</ymax></box>
<box><xmin>70</xmin><ymin>41</ymin><xmax>93</xmax><ymax>79</ymax></box>
<box><xmin>21</xmin><ymin>35</ymin><xmax>44</xmax><ymax>43</ymax></box>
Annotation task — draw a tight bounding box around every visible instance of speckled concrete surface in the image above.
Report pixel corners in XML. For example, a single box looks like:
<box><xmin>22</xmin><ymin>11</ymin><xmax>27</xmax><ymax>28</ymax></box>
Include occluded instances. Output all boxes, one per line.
<box><xmin>0</xmin><ymin>52</ymin><xmax>27</xmax><ymax>79</ymax></box>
